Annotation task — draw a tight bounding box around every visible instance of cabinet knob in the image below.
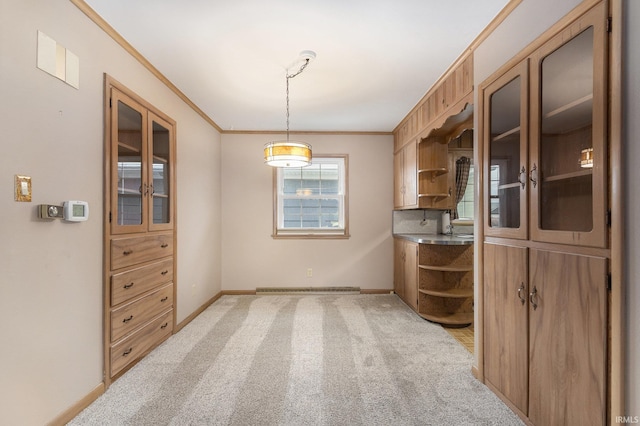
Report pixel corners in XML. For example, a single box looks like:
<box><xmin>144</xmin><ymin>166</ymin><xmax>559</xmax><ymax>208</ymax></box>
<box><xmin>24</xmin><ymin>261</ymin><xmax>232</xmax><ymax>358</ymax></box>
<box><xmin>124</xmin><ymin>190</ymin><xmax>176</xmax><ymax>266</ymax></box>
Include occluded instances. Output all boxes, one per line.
<box><xmin>123</xmin><ymin>250</ymin><xmax>133</xmax><ymax>256</ymax></box>
<box><xmin>124</xmin><ymin>282</ymin><xmax>134</xmax><ymax>289</ymax></box>
<box><xmin>161</xmin><ymin>297</ymin><xmax>168</xmax><ymax>302</ymax></box>
<box><xmin>122</xmin><ymin>315</ymin><xmax>134</xmax><ymax>323</ymax></box>
<box><xmin>161</xmin><ymin>270</ymin><xmax>169</xmax><ymax>275</ymax></box>
<box><xmin>122</xmin><ymin>348</ymin><xmax>133</xmax><ymax>357</ymax></box>
<box><xmin>161</xmin><ymin>243</ymin><xmax>169</xmax><ymax>248</ymax></box>
<box><xmin>160</xmin><ymin>322</ymin><xmax>169</xmax><ymax>329</ymax></box>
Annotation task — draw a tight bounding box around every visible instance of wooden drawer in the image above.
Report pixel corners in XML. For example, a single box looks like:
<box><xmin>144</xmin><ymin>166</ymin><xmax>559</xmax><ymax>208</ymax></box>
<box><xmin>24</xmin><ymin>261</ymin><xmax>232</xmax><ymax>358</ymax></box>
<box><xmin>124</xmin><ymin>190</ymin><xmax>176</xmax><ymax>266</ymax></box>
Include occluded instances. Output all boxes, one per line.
<box><xmin>111</xmin><ymin>234</ymin><xmax>173</xmax><ymax>270</ymax></box>
<box><xmin>111</xmin><ymin>258</ymin><xmax>173</xmax><ymax>306</ymax></box>
<box><xmin>111</xmin><ymin>283</ymin><xmax>173</xmax><ymax>341</ymax></box>
<box><xmin>110</xmin><ymin>310</ymin><xmax>173</xmax><ymax>377</ymax></box>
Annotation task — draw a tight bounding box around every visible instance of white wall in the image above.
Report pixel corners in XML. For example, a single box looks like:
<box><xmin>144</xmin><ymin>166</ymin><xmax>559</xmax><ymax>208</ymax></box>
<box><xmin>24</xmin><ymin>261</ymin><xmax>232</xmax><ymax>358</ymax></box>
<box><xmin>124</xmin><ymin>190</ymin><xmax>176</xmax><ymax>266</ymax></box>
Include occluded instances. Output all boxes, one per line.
<box><xmin>0</xmin><ymin>1</ymin><xmax>222</xmax><ymax>424</ymax></box>
<box><xmin>474</xmin><ymin>0</ymin><xmax>639</xmax><ymax>418</ymax></box>
<box><xmin>221</xmin><ymin>133</ymin><xmax>394</xmax><ymax>291</ymax></box>
<box><xmin>623</xmin><ymin>0</ymin><xmax>640</xmax><ymax>416</ymax></box>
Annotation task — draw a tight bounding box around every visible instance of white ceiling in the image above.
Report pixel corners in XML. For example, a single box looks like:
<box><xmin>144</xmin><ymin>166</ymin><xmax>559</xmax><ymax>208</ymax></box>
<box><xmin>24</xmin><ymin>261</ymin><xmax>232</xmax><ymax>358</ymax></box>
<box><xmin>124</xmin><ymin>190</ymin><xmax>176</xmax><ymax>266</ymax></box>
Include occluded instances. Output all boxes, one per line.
<box><xmin>84</xmin><ymin>0</ymin><xmax>510</xmax><ymax>133</ymax></box>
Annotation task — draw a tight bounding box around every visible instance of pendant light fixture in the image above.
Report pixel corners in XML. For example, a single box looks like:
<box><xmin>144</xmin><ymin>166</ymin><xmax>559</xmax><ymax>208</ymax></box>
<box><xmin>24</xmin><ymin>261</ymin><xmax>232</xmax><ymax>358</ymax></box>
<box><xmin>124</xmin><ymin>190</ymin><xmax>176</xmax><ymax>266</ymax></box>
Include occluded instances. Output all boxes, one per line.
<box><xmin>264</xmin><ymin>51</ymin><xmax>315</xmax><ymax>167</ymax></box>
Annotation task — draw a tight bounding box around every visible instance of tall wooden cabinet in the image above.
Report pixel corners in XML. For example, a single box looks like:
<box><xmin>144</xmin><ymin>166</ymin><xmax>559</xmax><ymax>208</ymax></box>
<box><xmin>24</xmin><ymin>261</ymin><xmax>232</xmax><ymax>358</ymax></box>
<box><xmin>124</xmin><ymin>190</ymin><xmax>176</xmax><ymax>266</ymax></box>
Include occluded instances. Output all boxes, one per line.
<box><xmin>104</xmin><ymin>77</ymin><xmax>177</xmax><ymax>384</ymax></box>
<box><xmin>394</xmin><ymin>238</ymin><xmax>418</xmax><ymax>311</ymax></box>
<box><xmin>480</xmin><ymin>3</ymin><xmax>609</xmax><ymax>424</ymax></box>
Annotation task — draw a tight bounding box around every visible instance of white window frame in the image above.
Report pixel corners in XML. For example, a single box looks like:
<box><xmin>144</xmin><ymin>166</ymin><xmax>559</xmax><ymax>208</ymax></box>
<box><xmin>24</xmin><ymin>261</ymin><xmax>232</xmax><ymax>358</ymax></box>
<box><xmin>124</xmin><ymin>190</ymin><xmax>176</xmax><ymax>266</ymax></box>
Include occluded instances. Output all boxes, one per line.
<box><xmin>273</xmin><ymin>154</ymin><xmax>349</xmax><ymax>239</ymax></box>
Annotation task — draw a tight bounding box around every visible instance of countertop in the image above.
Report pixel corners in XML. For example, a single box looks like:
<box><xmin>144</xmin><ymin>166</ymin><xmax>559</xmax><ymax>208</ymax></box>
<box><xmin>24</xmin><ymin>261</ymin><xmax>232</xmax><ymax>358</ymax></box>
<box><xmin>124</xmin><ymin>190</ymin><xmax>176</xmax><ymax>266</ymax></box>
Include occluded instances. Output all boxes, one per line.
<box><xmin>393</xmin><ymin>233</ymin><xmax>474</xmax><ymax>245</ymax></box>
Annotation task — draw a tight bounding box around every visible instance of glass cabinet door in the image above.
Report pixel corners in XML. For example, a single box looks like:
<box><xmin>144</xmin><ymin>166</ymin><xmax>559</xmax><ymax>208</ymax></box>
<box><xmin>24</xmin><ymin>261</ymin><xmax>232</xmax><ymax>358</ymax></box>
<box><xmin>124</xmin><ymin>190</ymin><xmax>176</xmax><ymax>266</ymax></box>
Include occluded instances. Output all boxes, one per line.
<box><xmin>529</xmin><ymin>3</ymin><xmax>607</xmax><ymax>247</ymax></box>
<box><xmin>484</xmin><ymin>61</ymin><xmax>529</xmax><ymax>240</ymax></box>
<box><xmin>112</xmin><ymin>90</ymin><xmax>147</xmax><ymax>234</ymax></box>
<box><xmin>148</xmin><ymin>112</ymin><xmax>173</xmax><ymax>230</ymax></box>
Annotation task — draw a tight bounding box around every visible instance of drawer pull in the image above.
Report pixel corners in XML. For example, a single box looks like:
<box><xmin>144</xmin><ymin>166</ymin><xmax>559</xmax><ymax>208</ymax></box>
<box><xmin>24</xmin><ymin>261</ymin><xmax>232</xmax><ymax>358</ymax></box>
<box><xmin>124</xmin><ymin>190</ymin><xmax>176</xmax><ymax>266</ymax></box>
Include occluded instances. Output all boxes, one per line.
<box><xmin>161</xmin><ymin>270</ymin><xmax>169</xmax><ymax>275</ymax></box>
<box><xmin>161</xmin><ymin>243</ymin><xmax>169</xmax><ymax>248</ymax></box>
<box><xmin>122</xmin><ymin>348</ymin><xmax>133</xmax><ymax>356</ymax></box>
<box><xmin>160</xmin><ymin>322</ymin><xmax>169</xmax><ymax>329</ymax></box>
<box><xmin>123</xmin><ymin>250</ymin><xmax>133</xmax><ymax>256</ymax></box>
<box><xmin>122</xmin><ymin>315</ymin><xmax>134</xmax><ymax>323</ymax></box>
<box><xmin>123</xmin><ymin>282</ymin><xmax>134</xmax><ymax>289</ymax></box>
<box><xmin>161</xmin><ymin>297</ymin><xmax>168</xmax><ymax>302</ymax></box>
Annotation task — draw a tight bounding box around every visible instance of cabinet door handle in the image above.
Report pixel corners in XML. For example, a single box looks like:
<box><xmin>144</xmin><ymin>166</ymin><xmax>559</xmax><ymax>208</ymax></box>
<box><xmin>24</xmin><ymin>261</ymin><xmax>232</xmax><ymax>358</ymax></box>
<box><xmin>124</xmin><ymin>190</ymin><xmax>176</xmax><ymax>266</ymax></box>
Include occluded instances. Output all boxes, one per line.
<box><xmin>123</xmin><ymin>250</ymin><xmax>133</xmax><ymax>256</ymax></box>
<box><xmin>517</xmin><ymin>283</ymin><xmax>526</xmax><ymax>305</ymax></box>
<box><xmin>530</xmin><ymin>163</ymin><xmax>538</xmax><ymax>188</ymax></box>
<box><xmin>161</xmin><ymin>297</ymin><xmax>168</xmax><ymax>302</ymax></box>
<box><xmin>161</xmin><ymin>270</ymin><xmax>169</xmax><ymax>275</ymax></box>
<box><xmin>161</xmin><ymin>243</ymin><xmax>169</xmax><ymax>248</ymax></box>
<box><xmin>160</xmin><ymin>322</ymin><xmax>169</xmax><ymax>329</ymax></box>
<box><xmin>122</xmin><ymin>315</ymin><xmax>134</xmax><ymax>323</ymax></box>
<box><xmin>123</xmin><ymin>282</ymin><xmax>134</xmax><ymax>289</ymax></box>
<box><xmin>529</xmin><ymin>286</ymin><xmax>538</xmax><ymax>311</ymax></box>
<box><xmin>518</xmin><ymin>166</ymin><xmax>527</xmax><ymax>189</ymax></box>
<box><xmin>122</xmin><ymin>348</ymin><xmax>133</xmax><ymax>357</ymax></box>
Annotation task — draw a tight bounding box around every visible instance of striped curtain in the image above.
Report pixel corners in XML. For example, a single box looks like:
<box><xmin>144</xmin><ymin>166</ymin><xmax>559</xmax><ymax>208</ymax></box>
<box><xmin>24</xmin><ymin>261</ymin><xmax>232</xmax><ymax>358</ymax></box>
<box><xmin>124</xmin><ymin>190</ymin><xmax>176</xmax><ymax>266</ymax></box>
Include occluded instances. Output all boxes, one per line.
<box><xmin>453</xmin><ymin>156</ymin><xmax>471</xmax><ymax>219</ymax></box>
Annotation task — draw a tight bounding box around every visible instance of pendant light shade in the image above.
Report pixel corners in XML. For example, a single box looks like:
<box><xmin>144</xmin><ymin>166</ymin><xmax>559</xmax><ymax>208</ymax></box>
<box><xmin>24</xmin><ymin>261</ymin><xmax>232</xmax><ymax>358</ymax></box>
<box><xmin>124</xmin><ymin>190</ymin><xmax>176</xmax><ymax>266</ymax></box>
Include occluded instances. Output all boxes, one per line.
<box><xmin>264</xmin><ymin>51</ymin><xmax>315</xmax><ymax>168</ymax></box>
<box><xmin>264</xmin><ymin>141</ymin><xmax>312</xmax><ymax>167</ymax></box>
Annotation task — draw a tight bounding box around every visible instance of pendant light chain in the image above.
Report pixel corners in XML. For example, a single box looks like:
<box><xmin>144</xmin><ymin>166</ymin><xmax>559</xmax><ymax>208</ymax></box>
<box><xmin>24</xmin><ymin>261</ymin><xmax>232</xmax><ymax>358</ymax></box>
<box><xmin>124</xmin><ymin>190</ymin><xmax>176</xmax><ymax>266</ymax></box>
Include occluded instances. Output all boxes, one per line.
<box><xmin>285</xmin><ymin>58</ymin><xmax>310</xmax><ymax>142</ymax></box>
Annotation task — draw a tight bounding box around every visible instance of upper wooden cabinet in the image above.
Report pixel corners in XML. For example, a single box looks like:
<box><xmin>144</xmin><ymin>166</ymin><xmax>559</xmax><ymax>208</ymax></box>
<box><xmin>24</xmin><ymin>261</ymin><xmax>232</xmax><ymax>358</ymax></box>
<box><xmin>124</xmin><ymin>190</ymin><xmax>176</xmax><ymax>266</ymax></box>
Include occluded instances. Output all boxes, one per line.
<box><xmin>394</xmin><ymin>54</ymin><xmax>473</xmax><ymax>152</ymax></box>
<box><xmin>483</xmin><ymin>4</ymin><xmax>607</xmax><ymax>248</ymax></box>
<box><xmin>111</xmin><ymin>88</ymin><xmax>176</xmax><ymax>235</ymax></box>
<box><xmin>394</xmin><ymin>139</ymin><xmax>418</xmax><ymax>209</ymax></box>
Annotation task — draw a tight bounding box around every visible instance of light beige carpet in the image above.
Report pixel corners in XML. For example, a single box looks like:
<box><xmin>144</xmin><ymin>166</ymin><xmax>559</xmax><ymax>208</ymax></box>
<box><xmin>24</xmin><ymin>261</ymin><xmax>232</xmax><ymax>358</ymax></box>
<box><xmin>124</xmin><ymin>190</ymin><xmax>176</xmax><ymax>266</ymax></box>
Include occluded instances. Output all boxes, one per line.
<box><xmin>70</xmin><ymin>295</ymin><xmax>523</xmax><ymax>425</ymax></box>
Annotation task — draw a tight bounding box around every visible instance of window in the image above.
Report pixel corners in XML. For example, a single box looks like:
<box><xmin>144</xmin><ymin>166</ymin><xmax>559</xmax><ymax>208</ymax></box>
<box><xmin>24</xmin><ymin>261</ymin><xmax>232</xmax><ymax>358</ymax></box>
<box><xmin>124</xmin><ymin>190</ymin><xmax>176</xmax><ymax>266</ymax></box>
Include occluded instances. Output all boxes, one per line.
<box><xmin>456</xmin><ymin>166</ymin><xmax>475</xmax><ymax>220</ymax></box>
<box><xmin>274</xmin><ymin>155</ymin><xmax>349</xmax><ymax>238</ymax></box>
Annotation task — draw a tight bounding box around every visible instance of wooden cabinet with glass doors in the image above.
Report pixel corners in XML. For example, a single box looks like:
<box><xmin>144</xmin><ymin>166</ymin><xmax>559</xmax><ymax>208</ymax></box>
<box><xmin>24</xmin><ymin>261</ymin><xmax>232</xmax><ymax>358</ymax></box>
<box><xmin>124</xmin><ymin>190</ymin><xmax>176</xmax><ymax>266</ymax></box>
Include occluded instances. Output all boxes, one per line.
<box><xmin>480</xmin><ymin>3</ymin><xmax>609</xmax><ymax>425</ymax></box>
<box><xmin>484</xmin><ymin>8</ymin><xmax>607</xmax><ymax>247</ymax></box>
<box><xmin>104</xmin><ymin>78</ymin><xmax>177</xmax><ymax>384</ymax></box>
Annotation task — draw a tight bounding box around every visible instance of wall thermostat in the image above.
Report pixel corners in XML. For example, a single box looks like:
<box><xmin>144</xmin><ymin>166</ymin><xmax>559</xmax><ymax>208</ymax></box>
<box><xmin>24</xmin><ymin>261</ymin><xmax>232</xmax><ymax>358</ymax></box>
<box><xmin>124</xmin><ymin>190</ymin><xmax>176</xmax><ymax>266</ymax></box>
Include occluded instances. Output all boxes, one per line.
<box><xmin>63</xmin><ymin>200</ymin><xmax>89</xmax><ymax>222</ymax></box>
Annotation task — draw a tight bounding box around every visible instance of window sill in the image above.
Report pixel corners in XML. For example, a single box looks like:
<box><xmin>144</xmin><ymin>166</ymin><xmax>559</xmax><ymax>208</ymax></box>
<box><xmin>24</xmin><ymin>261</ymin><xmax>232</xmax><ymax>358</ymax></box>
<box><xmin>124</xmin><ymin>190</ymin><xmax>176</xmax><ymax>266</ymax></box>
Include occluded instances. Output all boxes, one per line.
<box><xmin>272</xmin><ymin>231</ymin><xmax>350</xmax><ymax>240</ymax></box>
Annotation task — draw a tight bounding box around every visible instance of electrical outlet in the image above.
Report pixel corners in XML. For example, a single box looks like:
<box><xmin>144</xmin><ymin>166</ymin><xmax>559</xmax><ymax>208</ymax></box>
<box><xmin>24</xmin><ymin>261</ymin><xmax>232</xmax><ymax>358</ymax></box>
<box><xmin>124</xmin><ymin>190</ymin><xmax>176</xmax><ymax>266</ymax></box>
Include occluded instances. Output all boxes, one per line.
<box><xmin>306</xmin><ymin>268</ymin><xmax>313</xmax><ymax>278</ymax></box>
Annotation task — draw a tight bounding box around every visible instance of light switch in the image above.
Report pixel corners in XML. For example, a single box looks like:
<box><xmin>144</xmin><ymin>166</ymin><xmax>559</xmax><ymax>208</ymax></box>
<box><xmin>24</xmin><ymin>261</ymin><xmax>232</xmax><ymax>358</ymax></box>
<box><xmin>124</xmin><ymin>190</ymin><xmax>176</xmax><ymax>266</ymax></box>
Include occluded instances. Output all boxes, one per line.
<box><xmin>15</xmin><ymin>175</ymin><xmax>32</xmax><ymax>202</ymax></box>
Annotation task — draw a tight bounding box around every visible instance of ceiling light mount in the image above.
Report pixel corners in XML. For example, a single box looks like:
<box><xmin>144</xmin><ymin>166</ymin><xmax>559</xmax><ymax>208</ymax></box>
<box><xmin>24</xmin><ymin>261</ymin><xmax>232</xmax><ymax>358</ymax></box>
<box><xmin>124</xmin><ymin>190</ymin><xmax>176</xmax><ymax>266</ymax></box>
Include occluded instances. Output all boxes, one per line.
<box><xmin>264</xmin><ymin>50</ymin><xmax>316</xmax><ymax>168</ymax></box>
<box><xmin>299</xmin><ymin>50</ymin><xmax>316</xmax><ymax>61</ymax></box>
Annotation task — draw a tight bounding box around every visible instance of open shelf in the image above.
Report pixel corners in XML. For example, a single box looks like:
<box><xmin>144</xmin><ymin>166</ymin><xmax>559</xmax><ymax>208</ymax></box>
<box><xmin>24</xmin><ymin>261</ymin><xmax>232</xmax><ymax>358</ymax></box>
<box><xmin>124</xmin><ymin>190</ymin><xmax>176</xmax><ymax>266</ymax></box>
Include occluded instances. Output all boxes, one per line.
<box><xmin>418</xmin><ymin>168</ymin><xmax>447</xmax><ymax>175</ymax></box>
<box><xmin>418</xmin><ymin>193</ymin><xmax>450</xmax><ymax>199</ymax></box>
<box><xmin>419</xmin><ymin>288</ymin><xmax>474</xmax><ymax>298</ymax></box>
<box><xmin>419</xmin><ymin>264</ymin><xmax>473</xmax><ymax>272</ymax></box>
<box><xmin>418</xmin><ymin>311</ymin><xmax>473</xmax><ymax>326</ymax></box>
